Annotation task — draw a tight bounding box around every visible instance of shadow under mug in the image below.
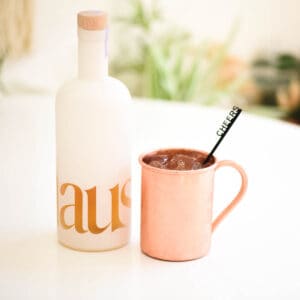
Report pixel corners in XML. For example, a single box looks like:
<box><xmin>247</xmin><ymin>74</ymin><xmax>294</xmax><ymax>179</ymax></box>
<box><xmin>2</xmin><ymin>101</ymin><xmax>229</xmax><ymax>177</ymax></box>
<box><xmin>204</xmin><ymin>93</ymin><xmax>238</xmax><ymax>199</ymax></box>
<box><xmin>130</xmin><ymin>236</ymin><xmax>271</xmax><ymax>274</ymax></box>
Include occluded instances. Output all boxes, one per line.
<box><xmin>139</xmin><ymin>148</ymin><xmax>248</xmax><ymax>261</ymax></box>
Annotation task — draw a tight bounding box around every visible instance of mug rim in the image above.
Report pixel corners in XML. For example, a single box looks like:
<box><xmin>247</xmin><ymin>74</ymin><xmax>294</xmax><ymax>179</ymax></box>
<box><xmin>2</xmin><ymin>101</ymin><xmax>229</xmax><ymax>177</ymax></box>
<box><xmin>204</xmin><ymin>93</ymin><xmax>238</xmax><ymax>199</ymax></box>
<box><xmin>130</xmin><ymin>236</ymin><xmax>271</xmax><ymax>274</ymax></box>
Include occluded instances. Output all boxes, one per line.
<box><xmin>138</xmin><ymin>147</ymin><xmax>218</xmax><ymax>175</ymax></box>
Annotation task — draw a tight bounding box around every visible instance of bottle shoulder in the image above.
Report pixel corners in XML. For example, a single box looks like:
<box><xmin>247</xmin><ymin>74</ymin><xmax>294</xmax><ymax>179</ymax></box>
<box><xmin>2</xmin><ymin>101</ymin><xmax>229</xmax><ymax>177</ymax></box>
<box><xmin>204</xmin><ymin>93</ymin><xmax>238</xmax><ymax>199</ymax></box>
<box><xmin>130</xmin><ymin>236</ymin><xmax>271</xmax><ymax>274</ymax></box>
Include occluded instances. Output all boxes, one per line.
<box><xmin>56</xmin><ymin>76</ymin><xmax>131</xmax><ymax>104</ymax></box>
<box><xmin>107</xmin><ymin>76</ymin><xmax>131</xmax><ymax>98</ymax></box>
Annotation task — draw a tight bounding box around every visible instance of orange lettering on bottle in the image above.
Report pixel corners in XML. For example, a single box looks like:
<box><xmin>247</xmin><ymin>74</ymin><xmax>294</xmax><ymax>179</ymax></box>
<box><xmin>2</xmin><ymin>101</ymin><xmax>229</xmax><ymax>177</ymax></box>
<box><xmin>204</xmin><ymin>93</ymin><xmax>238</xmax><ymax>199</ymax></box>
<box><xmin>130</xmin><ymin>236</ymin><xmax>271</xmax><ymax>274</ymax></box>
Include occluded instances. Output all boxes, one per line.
<box><xmin>86</xmin><ymin>186</ymin><xmax>110</xmax><ymax>234</ymax></box>
<box><xmin>121</xmin><ymin>179</ymin><xmax>131</xmax><ymax>207</ymax></box>
<box><xmin>110</xmin><ymin>184</ymin><xmax>125</xmax><ymax>231</ymax></box>
<box><xmin>60</xmin><ymin>183</ymin><xmax>87</xmax><ymax>233</ymax></box>
<box><xmin>58</xmin><ymin>179</ymin><xmax>131</xmax><ymax>234</ymax></box>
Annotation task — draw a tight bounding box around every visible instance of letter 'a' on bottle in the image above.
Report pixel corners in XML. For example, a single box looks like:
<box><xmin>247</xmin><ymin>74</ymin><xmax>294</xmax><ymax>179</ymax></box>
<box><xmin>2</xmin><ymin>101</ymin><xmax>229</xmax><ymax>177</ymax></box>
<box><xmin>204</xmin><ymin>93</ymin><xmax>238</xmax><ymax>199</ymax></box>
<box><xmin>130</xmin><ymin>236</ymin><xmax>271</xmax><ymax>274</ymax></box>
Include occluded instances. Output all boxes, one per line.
<box><xmin>55</xmin><ymin>11</ymin><xmax>132</xmax><ymax>251</ymax></box>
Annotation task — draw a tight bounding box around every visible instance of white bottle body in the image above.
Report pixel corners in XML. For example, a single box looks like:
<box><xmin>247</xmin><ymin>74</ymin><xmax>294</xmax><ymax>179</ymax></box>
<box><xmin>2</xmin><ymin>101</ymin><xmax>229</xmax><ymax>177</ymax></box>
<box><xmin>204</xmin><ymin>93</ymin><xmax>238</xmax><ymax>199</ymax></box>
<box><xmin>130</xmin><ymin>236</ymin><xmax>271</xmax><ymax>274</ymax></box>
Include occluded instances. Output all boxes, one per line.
<box><xmin>56</xmin><ymin>77</ymin><xmax>131</xmax><ymax>251</ymax></box>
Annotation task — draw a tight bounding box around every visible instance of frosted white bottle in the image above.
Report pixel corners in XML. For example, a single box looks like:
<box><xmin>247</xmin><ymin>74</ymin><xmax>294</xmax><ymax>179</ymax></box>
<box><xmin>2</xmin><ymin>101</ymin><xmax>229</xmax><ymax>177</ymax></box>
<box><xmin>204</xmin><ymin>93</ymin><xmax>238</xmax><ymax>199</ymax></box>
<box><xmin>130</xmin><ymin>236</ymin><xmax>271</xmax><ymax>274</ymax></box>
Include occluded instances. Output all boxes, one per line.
<box><xmin>56</xmin><ymin>11</ymin><xmax>131</xmax><ymax>251</ymax></box>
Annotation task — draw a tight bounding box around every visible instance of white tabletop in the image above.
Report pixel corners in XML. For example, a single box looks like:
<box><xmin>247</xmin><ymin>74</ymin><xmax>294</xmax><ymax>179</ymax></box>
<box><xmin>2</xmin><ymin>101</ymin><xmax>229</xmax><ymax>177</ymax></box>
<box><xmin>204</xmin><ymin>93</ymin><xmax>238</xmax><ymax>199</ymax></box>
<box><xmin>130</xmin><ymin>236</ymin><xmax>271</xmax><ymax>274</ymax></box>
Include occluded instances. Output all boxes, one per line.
<box><xmin>0</xmin><ymin>95</ymin><xmax>300</xmax><ymax>299</ymax></box>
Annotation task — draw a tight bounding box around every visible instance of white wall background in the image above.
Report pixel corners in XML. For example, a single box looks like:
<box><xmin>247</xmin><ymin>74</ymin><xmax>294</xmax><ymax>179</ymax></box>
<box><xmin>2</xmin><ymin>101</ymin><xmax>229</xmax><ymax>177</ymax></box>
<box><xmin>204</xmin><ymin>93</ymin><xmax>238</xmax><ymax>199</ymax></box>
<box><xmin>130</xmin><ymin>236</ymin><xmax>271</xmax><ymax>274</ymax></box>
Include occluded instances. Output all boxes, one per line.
<box><xmin>3</xmin><ymin>0</ymin><xmax>300</xmax><ymax>93</ymax></box>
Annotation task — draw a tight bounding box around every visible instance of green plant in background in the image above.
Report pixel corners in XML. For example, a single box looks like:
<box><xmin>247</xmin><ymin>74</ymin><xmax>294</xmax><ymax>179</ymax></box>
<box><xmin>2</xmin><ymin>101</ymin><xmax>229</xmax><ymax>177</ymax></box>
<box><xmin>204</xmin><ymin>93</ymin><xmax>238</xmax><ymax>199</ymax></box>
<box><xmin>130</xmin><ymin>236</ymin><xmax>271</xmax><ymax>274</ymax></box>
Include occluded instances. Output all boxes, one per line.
<box><xmin>111</xmin><ymin>0</ymin><xmax>243</xmax><ymax>104</ymax></box>
<box><xmin>251</xmin><ymin>53</ymin><xmax>300</xmax><ymax>123</ymax></box>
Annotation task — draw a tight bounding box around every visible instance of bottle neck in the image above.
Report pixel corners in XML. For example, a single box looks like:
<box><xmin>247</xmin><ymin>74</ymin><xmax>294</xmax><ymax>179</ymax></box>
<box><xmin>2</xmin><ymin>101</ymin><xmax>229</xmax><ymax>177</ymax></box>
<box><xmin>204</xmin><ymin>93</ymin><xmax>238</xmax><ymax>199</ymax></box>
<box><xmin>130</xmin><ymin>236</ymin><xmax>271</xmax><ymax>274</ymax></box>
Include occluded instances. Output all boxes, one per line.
<box><xmin>78</xmin><ymin>28</ymin><xmax>108</xmax><ymax>80</ymax></box>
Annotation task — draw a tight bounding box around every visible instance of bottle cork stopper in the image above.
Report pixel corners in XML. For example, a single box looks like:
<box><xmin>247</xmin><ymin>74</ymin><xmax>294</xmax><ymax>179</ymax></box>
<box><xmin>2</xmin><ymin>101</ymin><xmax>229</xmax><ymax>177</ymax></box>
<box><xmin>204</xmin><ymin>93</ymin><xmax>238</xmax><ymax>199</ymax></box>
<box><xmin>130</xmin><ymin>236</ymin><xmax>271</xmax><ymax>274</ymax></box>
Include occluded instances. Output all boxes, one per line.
<box><xmin>77</xmin><ymin>11</ymin><xmax>108</xmax><ymax>30</ymax></box>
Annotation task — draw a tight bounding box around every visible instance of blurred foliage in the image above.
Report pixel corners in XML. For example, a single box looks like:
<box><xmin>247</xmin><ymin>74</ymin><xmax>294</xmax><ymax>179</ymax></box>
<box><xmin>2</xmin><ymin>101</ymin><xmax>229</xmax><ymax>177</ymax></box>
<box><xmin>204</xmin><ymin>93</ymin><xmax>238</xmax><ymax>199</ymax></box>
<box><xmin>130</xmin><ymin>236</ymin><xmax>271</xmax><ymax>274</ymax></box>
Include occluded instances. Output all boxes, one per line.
<box><xmin>0</xmin><ymin>55</ymin><xmax>7</xmax><ymax>94</ymax></box>
<box><xmin>0</xmin><ymin>0</ymin><xmax>34</xmax><ymax>95</ymax></box>
<box><xmin>251</xmin><ymin>53</ymin><xmax>300</xmax><ymax>123</ymax></box>
<box><xmin>111</xmin><ymin>0</ymin><xmax>244</xmax><ymax>104</ymax></box>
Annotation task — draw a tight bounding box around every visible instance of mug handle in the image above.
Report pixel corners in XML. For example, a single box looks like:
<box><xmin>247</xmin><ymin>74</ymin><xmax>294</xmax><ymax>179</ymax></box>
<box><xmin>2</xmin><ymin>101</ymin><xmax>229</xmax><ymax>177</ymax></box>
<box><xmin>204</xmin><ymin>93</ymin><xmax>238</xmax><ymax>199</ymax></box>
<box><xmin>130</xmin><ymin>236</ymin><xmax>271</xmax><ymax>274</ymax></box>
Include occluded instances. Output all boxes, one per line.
<box><xmin>212</xmin><ymin>160</ymin><xmax>248</xmax><ymax>232</ymax></box>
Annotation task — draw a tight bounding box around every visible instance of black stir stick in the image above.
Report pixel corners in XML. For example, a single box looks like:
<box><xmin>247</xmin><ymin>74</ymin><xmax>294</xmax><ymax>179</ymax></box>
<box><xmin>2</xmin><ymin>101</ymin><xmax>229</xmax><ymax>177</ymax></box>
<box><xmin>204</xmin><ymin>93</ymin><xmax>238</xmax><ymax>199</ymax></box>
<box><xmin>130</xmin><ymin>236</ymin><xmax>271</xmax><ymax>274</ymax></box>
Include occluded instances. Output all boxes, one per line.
<box><xmin>203</xmin><ymin>106</ymin><xmax>242</xmax><ymax>165</ymax></box>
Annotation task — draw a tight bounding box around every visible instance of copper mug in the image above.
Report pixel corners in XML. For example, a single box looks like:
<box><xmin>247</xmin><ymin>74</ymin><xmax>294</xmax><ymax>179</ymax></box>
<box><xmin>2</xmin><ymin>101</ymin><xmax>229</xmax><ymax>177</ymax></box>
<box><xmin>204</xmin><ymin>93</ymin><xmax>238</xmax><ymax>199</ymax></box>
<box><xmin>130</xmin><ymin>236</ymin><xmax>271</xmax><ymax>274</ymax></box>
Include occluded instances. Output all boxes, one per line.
<box><xmin>139</xmin><ymin>148</ymin><xmax>248</xmax><ymax>261</ymax></box>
